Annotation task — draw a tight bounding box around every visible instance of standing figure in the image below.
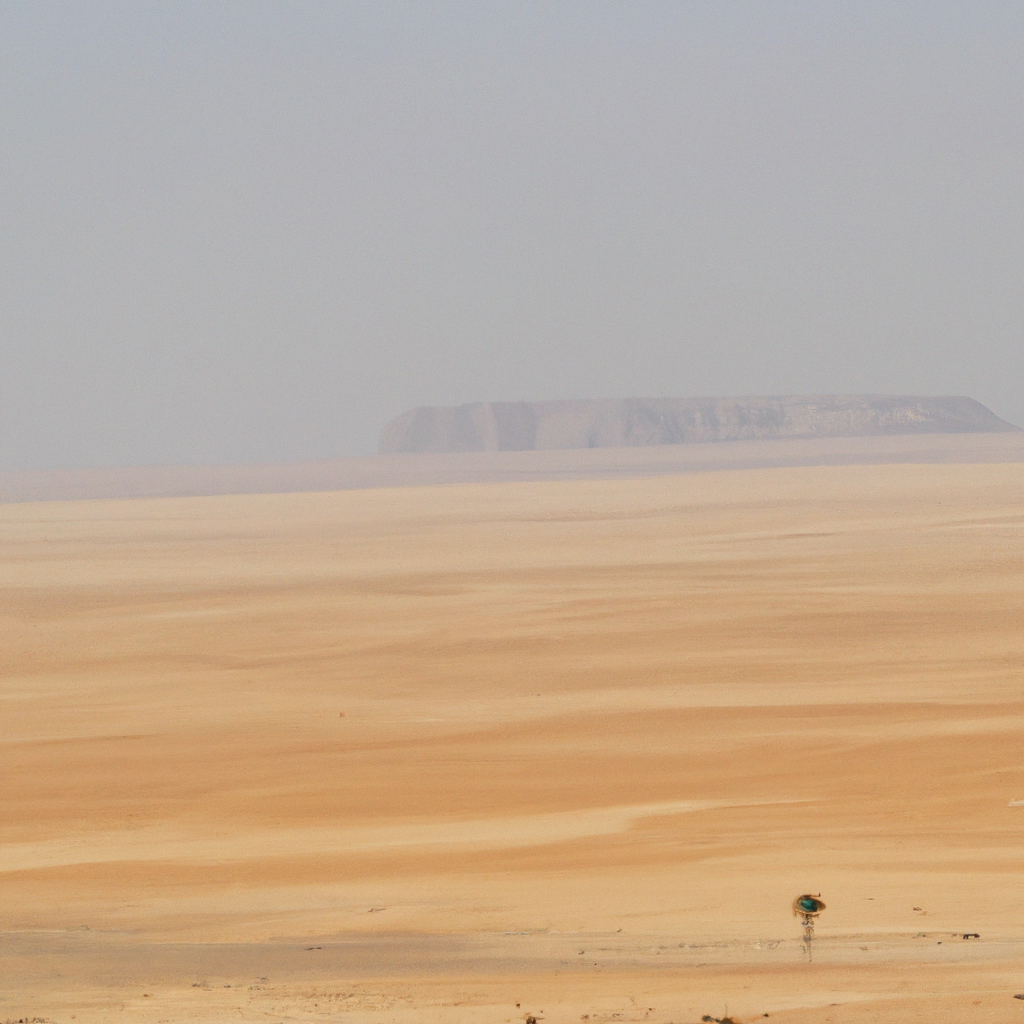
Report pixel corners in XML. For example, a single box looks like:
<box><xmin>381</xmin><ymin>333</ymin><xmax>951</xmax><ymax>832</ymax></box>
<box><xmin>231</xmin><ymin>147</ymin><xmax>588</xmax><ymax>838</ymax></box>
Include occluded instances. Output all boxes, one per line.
<box><xmin>792</xmin><ymin>893</ymin><xmax>826</xmax><ymax>961</ymax></box>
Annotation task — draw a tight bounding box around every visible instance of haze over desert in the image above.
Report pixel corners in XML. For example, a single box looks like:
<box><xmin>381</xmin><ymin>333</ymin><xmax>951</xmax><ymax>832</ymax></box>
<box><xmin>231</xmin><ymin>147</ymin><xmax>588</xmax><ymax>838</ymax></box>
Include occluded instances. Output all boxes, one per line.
<box><xmin>7</xmin><ymin>1</ymin><xmax>1024</xmax><ymax>1019</ymax></box>
<box><xmin>3</xmin><ymin>447</ymin><xmax>1023</xmax><ymax>1022</ymax></box>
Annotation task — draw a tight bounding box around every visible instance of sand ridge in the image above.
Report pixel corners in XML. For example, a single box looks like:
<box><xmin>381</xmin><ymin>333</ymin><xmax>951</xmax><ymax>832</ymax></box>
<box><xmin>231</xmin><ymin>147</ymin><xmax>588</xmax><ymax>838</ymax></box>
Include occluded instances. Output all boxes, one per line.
<box><xmin>3</xmin><ymin>430</ymin><xmax>1024</xmax><ymax>503</ymax></box>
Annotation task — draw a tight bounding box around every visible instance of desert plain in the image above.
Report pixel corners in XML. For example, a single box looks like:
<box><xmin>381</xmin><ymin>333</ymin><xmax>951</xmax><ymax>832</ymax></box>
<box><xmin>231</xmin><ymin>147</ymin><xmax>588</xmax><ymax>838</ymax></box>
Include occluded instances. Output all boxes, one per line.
<box><xmin>2</xmin><ymin>449</ymin><xmax>1024</xmax><ymax>1022</ymax></box>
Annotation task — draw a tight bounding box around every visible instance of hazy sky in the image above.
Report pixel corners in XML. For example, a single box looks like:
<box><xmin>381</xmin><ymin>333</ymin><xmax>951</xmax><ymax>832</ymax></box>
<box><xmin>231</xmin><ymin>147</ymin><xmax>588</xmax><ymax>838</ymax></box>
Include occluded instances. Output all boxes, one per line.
<box><xmin>2</xmin><ymin>1</ymin><xmax>1022</xmax><ymax>471</ymax></box>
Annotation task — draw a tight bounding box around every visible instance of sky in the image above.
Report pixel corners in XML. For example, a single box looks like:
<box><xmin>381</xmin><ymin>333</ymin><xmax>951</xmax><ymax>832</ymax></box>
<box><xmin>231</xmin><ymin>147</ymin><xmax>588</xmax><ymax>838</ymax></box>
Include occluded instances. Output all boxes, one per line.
<box><xmin>1</xmin><ymin>1</ymin><xmax>1022</xmax><ymax>471</ymax></box>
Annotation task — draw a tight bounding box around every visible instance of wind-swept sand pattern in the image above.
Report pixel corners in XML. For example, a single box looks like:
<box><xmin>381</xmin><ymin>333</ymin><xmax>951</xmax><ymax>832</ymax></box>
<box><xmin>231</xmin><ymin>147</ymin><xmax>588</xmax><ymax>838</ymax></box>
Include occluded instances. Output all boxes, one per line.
<box><xmin>2</xmin><ymin>461</ymin><xmax>1023</xmax><ymax>1022</ymax></box>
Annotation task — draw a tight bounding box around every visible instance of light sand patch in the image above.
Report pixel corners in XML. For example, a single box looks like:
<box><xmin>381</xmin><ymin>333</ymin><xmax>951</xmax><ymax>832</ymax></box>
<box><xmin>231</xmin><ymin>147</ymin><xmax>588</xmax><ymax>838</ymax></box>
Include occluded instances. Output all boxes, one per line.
<box><xmin>0</xmin><ymin>798</ymin><xmax>805</xmax><ymax>872</ymax></box>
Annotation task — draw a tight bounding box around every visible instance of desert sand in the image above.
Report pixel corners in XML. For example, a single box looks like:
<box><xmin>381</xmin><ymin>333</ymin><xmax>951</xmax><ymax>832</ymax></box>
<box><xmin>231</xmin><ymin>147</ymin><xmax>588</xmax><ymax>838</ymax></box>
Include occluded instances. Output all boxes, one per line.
<box><xmin>2</xmin><ymin>458</ymin><xmax>1023</xmax><ymax>1022</ymax></box>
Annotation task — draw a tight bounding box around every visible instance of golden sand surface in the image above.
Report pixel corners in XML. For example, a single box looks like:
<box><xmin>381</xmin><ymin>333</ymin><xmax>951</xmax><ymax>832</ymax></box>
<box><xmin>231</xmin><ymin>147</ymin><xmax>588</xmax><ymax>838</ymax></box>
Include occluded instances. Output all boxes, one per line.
<box><xmin>2</xmin><ymin>461</ymin><xmax>1023</xmax><ymax>1022</ymax></box>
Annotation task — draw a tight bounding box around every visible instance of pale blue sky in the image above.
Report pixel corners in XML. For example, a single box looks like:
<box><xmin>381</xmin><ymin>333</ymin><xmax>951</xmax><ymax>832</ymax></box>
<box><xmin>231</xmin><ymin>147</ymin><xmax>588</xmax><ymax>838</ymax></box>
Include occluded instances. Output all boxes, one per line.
<box><xmin>2</xmin><ymin>1</ymin><xmax>1022</xmax><ymax>470</ymax></box>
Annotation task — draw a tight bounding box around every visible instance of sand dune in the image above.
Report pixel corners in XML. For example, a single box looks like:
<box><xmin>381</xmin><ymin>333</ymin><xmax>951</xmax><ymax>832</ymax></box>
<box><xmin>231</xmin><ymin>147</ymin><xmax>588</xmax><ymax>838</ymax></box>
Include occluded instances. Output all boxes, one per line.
<box><xmin>2</xmin><ymin>460</ymin><xmax>1023</xmax><ymax>1021</ymax></box>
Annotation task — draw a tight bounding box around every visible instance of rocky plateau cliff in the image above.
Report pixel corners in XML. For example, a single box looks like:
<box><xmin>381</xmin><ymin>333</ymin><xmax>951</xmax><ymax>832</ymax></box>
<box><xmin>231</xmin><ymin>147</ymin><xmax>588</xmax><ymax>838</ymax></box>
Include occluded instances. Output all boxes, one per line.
<box><xmin>379</xmin><ymin>395</ymin><xmax>1020</xmax><ymax>454</ymax></box>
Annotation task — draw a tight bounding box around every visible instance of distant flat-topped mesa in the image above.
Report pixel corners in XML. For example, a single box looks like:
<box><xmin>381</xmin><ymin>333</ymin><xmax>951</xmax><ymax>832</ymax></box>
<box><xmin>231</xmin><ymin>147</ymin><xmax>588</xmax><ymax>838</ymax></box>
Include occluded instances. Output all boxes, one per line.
<box><xmin>379</xmin><ymin>395</ymin><xmax>1020</xmax><ymax>454</ymax></box>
